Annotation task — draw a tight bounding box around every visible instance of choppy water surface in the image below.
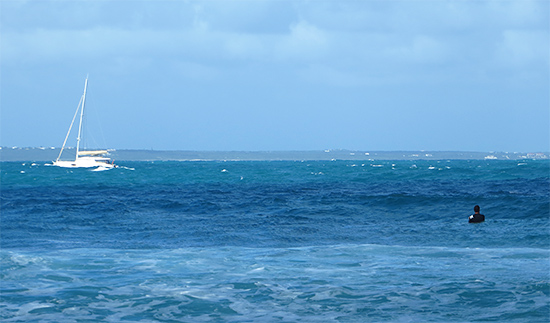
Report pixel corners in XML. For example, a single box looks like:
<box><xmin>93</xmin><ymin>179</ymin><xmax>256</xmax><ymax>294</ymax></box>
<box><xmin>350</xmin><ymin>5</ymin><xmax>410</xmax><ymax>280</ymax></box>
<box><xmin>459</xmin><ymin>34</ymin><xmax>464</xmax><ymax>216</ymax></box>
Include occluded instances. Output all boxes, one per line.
<box><xmin>1</xmin><ymin>160</ymin><xmax>549</xmax><ymax>322</ymax></box>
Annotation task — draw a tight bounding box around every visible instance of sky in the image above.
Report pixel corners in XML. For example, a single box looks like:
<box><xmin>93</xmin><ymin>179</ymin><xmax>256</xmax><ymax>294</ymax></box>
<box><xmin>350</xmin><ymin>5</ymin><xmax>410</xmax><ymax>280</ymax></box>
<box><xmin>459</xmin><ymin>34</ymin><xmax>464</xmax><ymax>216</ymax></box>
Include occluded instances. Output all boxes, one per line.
<box><xmin>1</xmin><ymin>0</ymin><xmax>548</xmax><ymax>152</ymax></box>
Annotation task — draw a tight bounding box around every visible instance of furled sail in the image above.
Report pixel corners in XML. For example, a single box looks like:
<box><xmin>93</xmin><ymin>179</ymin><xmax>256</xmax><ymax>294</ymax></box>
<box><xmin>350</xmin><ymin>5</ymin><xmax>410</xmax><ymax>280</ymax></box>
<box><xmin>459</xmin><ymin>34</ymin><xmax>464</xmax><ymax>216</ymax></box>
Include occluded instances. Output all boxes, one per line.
<box><xmin>78</xmin><ymin>150</ymin><xmax>109</xmax><ymax>156</ymax></box>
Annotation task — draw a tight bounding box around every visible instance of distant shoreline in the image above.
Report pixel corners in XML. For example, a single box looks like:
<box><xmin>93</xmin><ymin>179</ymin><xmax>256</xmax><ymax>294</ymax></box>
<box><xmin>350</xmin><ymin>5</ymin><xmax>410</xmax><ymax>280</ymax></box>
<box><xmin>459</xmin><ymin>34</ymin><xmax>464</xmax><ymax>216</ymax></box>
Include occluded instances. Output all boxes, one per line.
<box><xmin>1</xmin><ymin>147</ymin><xmax>548</xmax><ymax>162</ymax></box>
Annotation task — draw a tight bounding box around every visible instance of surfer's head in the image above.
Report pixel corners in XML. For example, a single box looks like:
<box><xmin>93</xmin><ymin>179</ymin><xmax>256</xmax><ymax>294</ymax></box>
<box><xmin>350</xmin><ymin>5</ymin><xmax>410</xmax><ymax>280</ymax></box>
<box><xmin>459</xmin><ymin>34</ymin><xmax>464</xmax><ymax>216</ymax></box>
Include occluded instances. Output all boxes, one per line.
<box><xmin>474</xmin><ymin>205</ymin><xmax>480</xmax><ymax>213</ymax></box>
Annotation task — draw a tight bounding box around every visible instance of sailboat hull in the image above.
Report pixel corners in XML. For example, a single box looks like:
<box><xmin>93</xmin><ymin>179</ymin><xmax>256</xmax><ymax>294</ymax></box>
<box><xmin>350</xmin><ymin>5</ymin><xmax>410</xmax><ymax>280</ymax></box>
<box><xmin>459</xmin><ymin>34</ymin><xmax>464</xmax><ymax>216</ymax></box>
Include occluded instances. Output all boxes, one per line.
<box><xmin>53</xmin><ymin>157</ymin><xmax>116</xmax><ymax>169</ymax></box>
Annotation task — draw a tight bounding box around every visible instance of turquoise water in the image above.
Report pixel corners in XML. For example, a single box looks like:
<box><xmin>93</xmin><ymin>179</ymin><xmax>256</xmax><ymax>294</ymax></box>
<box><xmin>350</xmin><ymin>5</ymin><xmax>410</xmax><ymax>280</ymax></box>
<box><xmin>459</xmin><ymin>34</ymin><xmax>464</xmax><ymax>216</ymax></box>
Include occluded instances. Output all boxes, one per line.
<box><xmin>1</xmin><ymin>160</ymin><xmax>549</xmax><ymax>321</ymax></box>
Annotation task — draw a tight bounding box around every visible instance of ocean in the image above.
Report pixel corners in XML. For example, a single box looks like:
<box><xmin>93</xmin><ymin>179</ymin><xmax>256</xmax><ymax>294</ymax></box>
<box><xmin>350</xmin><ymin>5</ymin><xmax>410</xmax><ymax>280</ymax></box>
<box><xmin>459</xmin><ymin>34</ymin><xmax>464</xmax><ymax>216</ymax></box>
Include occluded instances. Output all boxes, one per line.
<box><xmin>1</xmin><ymin>159</ymin><xmax>549</xmax><ymax>322</ymax></box>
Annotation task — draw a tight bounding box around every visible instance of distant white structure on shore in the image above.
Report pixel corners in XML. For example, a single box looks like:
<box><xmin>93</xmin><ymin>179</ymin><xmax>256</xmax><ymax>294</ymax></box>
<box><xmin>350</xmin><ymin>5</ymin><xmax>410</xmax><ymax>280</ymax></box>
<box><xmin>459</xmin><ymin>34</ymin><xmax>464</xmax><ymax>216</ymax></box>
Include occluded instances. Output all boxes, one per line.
<box><xmin>523</xmin><ymin>153</ymin><xmax>548</xmax><ymax>159</ymax></box>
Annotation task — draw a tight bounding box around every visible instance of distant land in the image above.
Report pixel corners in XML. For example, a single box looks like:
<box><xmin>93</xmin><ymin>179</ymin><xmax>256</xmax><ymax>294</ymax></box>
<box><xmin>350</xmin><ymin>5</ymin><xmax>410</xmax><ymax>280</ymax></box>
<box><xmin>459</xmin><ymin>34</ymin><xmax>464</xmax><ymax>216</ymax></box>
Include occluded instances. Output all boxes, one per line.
<box><xmin>1</xmin><ymin>147</ymin><xmax>548</xmax><ymax>162</ymax></box>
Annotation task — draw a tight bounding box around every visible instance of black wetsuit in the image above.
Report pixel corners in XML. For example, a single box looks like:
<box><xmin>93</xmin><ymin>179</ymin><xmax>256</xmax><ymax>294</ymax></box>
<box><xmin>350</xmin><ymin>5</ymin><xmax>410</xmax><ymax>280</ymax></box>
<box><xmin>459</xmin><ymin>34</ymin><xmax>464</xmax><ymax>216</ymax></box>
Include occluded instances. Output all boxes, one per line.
<box><xmin>469</xmin><ymin>213</ymin><xmax>485</xmax><ymax>223</ymax></box>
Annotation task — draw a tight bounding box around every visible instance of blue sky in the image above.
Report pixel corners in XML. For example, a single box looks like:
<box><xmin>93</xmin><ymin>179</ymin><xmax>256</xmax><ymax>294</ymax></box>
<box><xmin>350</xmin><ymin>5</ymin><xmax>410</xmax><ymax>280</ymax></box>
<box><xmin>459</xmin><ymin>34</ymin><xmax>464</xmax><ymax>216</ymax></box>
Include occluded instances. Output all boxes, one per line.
<box><xmin>1</xmin><ymin>0</ymin><xmax>548</xmax><ymax>152</ymax></box>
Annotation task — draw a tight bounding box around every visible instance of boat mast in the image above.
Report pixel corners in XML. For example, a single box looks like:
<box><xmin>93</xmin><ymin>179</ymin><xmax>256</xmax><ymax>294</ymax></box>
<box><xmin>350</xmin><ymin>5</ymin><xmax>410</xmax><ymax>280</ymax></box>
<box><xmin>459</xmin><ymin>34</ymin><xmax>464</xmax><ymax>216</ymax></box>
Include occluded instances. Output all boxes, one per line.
<box><xmin>75</xmin><ymin>76</ymin><xmax>88</xmax><ymax>159</ymax></box>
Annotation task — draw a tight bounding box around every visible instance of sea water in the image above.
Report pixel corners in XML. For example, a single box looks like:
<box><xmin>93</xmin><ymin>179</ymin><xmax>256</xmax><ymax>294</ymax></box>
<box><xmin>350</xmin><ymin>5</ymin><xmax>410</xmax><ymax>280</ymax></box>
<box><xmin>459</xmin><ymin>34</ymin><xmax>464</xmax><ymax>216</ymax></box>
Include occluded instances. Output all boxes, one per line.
<box><xmin>1</xmin><ymin>159</ymin><xmax>548</xmax><ymax>322</ymax></box>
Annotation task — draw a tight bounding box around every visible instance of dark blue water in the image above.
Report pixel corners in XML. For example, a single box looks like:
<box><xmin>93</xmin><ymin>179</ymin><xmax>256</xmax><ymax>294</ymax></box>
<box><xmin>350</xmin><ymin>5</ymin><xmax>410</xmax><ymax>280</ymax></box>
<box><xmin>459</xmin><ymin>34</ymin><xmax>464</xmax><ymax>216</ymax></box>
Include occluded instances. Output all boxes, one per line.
<box><xmin>1</xmin><ymin>160</ymin><xmax>549</xmax><ymax>322</ymax></box>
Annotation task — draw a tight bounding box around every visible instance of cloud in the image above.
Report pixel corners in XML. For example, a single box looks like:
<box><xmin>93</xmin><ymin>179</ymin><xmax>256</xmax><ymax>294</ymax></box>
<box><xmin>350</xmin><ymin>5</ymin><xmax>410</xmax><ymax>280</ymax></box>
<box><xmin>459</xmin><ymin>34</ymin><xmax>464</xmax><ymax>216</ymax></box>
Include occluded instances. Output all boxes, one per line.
<box><xmin>298</xmin><ymin>64</ymin><xmax>365</xmax><ymax>87</ymax></box>
<box><xmin>275</xmin><ymin>20</ymin><xmax>328</xmax><ymax>61</ymax></box>
<box><xmin>1</xmin><ymin>0</ymin><xmax>548</xmax><ymax>151</ymax></box>
<box><xmin>496</xmin><ymin>29</ymin><xmax>549</xmax><ymax>67</ymax></box>
<box><xmin>1</xmin><ymin>0</ymin><xmax>548</xmax><ymax>86</ymax></box>
<box><xmin>385</xmin><ymin>35</ymin><xmax>450</xmax><ymax>65</ymax></box>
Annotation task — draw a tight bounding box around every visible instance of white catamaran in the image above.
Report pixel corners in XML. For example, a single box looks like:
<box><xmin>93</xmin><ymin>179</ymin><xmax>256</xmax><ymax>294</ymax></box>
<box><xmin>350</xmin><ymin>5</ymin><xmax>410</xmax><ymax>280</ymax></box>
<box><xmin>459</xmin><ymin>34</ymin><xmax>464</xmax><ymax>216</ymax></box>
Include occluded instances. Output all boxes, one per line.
<box><xmin>53</xmin><ymin>77</ymin><xmax>116</xmax><ymax>169</ymax></box>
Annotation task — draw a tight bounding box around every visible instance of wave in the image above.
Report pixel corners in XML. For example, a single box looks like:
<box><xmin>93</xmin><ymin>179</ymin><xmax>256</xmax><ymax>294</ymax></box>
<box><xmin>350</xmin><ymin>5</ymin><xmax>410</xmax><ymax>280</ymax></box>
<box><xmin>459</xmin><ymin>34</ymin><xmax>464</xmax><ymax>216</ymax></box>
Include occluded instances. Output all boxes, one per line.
<box><xmin>2</xmin><ymin>245</ymin><xmax>548</xmax><ymax>322</ymax></box>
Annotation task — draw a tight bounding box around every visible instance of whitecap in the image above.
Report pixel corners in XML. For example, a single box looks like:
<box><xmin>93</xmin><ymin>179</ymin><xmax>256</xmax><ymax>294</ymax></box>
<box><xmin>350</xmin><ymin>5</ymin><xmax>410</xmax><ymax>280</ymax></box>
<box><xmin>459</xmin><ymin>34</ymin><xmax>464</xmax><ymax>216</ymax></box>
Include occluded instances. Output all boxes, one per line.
<box><xmin>91</xmin><ymin>167</ymin><xmax>112</xmax><ymax>172</ymax></box>
<box><xmin>17</xmin><ymin>301</ymin><xmax>54</xmax><ymax>316</ymax></box>
<box><xmin>248</xmin><ymin>267</ymin><xmax>265</xmax><ymax>273</ymax></box>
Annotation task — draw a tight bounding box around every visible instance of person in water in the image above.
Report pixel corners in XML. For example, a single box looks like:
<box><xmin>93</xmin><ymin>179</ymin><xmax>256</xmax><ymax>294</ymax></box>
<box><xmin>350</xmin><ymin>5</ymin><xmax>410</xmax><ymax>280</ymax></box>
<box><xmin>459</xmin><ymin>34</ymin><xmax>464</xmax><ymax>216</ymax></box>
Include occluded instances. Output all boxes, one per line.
<box><xmin>469</xmin><ymin>205</ymin><xmax>485</xmax><ymax>223</ymax></box>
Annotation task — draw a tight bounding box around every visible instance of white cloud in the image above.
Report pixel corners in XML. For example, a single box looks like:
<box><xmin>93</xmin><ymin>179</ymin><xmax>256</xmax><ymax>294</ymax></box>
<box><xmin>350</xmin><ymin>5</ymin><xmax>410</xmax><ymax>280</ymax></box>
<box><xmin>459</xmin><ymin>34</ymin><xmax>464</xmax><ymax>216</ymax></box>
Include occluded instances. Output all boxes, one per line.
<box><xmin>223</xmin><ymin>33</ymin><xmax>268</xmax><ymax>61</ymax></box>
<box><xmin>496</xmin><ymin>29</ymin><xmax>549</xmax><ymax>67</ymax></box>
<box><xmin>1</xmin><ymin>0</ymin><xmax>548</xmax><ymax>151</ymax></box>
<box><xmin>275</xmin><ymin>20</ymin><xmax>328</xmax><ymax>61</ymax></box>
<box><xmin>1</xmin><ymin>0</ymin><xmax>547</xmax><ymax>86</ymax></box>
